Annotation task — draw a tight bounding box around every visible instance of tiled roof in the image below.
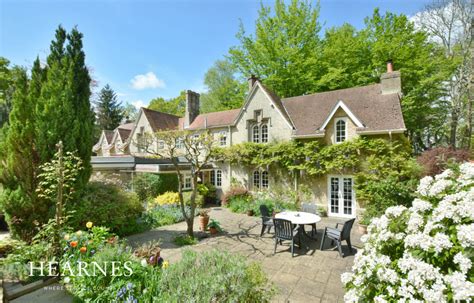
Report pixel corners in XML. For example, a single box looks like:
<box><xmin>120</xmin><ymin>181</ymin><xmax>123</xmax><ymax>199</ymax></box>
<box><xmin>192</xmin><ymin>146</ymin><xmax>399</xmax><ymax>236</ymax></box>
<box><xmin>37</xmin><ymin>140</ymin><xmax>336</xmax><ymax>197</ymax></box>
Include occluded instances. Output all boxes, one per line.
<box><xmin>186</xmin><ymin>109</ymin><xmax>240</xmax><ymax>130</ymax></box>
<box><xmin>282</xmin><ymin>84</ymin><xmax>406</xmax><ymax>136</ymax></box>
<box><xmin>116</xmin><ymin>122</ymin><xmax>135</xmax><ymax>141</ymax></box>
<box><xmin>258</xmin><ymin>82</ymin><xmax>295</xmax><ymax>129</ymax></box>
<box><xmin>104</xmin><ymin>130</ymin><xmax>115</xmax><ymax>144</ymax></box>
<box><xmin>142</xmin><ymin>108</ymin><xmax>180</xmax><ymax>132</ymax></box>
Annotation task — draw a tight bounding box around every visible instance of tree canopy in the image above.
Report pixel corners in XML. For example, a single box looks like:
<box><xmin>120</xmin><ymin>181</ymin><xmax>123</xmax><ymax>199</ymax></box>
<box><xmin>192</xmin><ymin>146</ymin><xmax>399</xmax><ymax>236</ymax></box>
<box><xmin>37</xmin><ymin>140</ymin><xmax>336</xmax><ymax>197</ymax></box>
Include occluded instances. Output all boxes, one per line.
<box><xmin>95</xmin><ymin>84</ymin><xmax>124</xmax><ymax>130</ymax></box>
<box><xmin>148</xmin><ymin>90</ymin><xmax>186</xmax><ymax>116</ymax></box>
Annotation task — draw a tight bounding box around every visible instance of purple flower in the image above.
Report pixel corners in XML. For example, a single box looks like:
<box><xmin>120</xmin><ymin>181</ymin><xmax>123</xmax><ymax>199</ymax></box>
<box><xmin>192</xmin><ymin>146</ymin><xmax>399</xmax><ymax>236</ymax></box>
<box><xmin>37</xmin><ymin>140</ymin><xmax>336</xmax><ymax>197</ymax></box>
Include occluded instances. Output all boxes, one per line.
<box><xmin>126</xmin><ymin>282</ymin><xmax>133</xmax><ymax>290</ymax></box>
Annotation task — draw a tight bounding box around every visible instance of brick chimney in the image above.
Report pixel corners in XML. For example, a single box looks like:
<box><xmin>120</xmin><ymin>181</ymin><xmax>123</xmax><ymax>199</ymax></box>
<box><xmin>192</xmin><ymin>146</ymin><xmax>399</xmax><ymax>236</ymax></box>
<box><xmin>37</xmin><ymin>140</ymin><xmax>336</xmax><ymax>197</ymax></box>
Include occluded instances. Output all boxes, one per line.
<box><xmin>248</xmin><ymin>75</ymin><xmax>258</xmax><ymax>92</ymax></box>
<box><xmin>381</xmin><ymin>60</ymin><xmax>401</xmax><ymax>95</ymax></box>
<box><xmin>184</xmin><ymin>90</ymin><xmax>200</xmax><ymax>128</ymax></box>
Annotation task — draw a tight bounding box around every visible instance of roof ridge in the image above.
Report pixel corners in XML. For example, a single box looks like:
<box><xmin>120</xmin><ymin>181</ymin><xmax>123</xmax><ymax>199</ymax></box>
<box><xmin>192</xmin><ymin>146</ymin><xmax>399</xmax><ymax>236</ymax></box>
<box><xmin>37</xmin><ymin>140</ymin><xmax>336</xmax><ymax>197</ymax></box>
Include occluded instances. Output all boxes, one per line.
<box><xmin>282</xmin><ymin>83</ymin><xmax>381</xmax><ymax>102</ymax></box>
<box><xmin>142</xmin><ymin>107</ymin><xmax>181</xmax><ymax>119</ymax></box>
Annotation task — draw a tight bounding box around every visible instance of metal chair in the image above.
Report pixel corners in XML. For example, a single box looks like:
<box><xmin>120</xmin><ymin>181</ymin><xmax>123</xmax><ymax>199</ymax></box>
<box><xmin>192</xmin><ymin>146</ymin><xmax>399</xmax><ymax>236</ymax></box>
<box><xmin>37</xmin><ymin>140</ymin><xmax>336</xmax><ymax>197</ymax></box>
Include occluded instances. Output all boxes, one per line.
<box><xmin>273</xmin><ymin>218</ymin><xmax>300</xmax><ymax>257</ymax></box>
<box><xmin>320</xmin><ymin>218</ymin><xmax>355</xmax><ymax>257</ymax></box>
<box><xmin>259</xmin><ymin>204</ymin><xmax>273</xmax><ymax>236</ymax></box>
<box><xmin>301</xmin><ymin>202</ymin><xmax>318</xmax><ymax>238</ymax></box>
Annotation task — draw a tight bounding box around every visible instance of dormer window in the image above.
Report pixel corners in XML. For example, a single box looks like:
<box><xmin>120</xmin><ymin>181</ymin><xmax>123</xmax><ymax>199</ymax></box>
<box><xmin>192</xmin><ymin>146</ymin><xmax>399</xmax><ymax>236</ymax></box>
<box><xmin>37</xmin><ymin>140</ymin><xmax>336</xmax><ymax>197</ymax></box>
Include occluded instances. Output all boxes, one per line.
<box><xmin>252</xmin><ymin>125</ymin><xmax>260</xmax><ymax>143</ymax></box>
<box><xmin>335</xmin><ymin>118</ymin><xmax>347</xmax><ymax>143</ymax></box>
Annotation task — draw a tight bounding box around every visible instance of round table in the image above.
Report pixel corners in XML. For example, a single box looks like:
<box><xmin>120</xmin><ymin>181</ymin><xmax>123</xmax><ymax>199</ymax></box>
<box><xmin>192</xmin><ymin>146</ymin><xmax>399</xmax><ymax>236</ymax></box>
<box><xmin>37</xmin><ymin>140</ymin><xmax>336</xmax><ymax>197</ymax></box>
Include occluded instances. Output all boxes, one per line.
<box><xmin>275</xmin><ymin>211</ymin><xmax>321</xmax><ymax>225</ymax></box>
<box><xmin>275</xmin><ymin>211</ymin><xmax>321</xmax><ymax>248</ymax></box>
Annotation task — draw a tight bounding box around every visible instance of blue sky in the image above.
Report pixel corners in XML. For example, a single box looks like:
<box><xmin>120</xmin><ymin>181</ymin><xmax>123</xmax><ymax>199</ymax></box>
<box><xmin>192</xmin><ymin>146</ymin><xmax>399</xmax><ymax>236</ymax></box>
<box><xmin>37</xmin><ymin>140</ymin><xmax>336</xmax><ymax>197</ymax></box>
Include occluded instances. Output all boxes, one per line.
<box><xmin>0</xmin><ymin>0</ymin><xmax>430</xmax><ymax>109</ymax></box>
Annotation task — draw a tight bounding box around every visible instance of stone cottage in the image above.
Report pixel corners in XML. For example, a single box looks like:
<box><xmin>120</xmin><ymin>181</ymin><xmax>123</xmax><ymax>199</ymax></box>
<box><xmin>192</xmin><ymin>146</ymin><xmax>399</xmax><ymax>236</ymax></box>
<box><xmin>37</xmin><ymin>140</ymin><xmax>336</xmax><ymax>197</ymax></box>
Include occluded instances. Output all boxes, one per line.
<box><xmin>92</xmin><ymin>62</ymin><xmax>405</xmax><ymax>218</ymax></box>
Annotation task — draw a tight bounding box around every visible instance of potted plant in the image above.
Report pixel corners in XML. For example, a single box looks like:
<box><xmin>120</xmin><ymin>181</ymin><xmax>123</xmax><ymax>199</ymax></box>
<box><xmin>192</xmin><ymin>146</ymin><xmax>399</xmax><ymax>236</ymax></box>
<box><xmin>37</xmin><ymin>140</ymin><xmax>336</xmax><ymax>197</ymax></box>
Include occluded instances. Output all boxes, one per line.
<box><xmin>207</xmin><ymin>219</ymin><xmax>222</xmax><ymax>235</ymax></box>
<box><xmin>198</xmin><ymin>209</ymin><xmax>210</xmax><ymax>231</ymax></box>
<box><xmin>246</xmin><ymin>208</ymin><xmax>254</xmax><ymax>216</ymax></box>
<box><xmin>358</xmin><ymin>213</ymin><xmax>371</xmax><ymax>234</ymax></box>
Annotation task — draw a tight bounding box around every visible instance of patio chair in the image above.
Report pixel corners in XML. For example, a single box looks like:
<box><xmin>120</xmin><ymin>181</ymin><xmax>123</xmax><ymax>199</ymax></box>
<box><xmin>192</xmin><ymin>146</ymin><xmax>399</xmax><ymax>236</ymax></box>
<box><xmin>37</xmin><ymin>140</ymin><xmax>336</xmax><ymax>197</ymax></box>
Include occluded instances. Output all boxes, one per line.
<box><xmin>320</xmin><ymin>218</ymin><xmax>355</xmax><ymax>257</ymax></box>
<box><xmin>259</xmin><ymin>204</ymin><xmax>273</xmax><ymax>236</ymax></box>
<box><xmin>301</xmin><ymin>202</ymin><xmax>318</xmax><ymax>238</ymax></box>
<box><xmin>273</xmin><ymin>218</ymin><xmax>300</xmax><ymax>257</ymax></box>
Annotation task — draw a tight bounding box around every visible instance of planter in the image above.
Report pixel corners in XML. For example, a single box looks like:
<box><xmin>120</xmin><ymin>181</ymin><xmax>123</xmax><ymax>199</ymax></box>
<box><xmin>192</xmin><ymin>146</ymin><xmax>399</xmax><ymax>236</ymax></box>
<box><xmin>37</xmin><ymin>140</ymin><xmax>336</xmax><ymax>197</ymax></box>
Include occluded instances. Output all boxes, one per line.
<box><xmin>247</xmin><ymin>210</ymin><xmax>254</xmax><ymax>216</ymax></box>
<box><xmin>209</xmin><ymin>227</ymin><xmax>218</xmax><ymax>235</ymax></box>
<box><xmin>199</xmin><ymin>215</ymin><xmax>210</xmax><ymax>231</ymax></box>
<box><xmin>358</xmin><ymin>224</ymin><xmax>368</xmax><ymax>234</ymax></box>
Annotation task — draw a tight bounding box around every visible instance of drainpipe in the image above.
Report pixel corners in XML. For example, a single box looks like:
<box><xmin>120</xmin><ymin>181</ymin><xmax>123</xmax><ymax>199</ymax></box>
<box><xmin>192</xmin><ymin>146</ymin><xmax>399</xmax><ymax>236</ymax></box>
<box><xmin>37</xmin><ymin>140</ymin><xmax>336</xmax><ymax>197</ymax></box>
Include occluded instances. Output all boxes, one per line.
<box><xmin>228</xmin><ymin>125</ymin><xmax>232</xmax><ymax>186</ymax></box>
<box><xmin>389</xmin><ymin>130</ymin><xmax>392</xmax><ymax>141</ymax></box>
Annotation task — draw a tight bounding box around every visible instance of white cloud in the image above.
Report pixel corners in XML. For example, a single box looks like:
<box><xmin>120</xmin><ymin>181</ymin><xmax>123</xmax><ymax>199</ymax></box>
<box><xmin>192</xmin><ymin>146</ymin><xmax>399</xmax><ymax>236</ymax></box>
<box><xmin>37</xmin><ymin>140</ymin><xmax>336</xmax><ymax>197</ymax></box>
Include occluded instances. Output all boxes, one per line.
<box><xmin>131</xmin><ymin>100</ymin><xmax>145</xmax><ymax>109</ymax></box>
<box><xmin>130</xmin><ymin>72</ymin><xmax>165</xmax><ymax>90</ymax></box>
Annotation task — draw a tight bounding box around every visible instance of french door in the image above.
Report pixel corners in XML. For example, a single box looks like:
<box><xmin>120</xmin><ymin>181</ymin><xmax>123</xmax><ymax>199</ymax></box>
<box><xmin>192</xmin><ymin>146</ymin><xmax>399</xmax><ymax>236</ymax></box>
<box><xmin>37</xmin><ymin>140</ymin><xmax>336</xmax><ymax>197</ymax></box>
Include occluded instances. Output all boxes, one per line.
<box><xmin>328</xmin><ymin>176</ymin><xmax>355</xmax><ymax>217</ymax></box>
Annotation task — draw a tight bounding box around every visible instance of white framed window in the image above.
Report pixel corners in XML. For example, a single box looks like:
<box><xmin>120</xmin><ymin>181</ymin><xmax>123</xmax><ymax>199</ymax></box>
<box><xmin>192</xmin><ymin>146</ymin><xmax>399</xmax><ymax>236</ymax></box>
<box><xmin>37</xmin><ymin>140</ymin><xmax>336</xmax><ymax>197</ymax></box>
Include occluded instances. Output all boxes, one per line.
<box><xmin>176</xmin><ymin>137</ymin><xmax>184</xmax><ymax>149</ymax></box>
<box><xmin>219</xmin><ymin>131</ymin><xmax>227</xmax><ymax>146</ymax></box>
<box><xmin>261</xmin><ymin>170</ymin><xmax>269</xmax><ymax>188</ymax></box>
<box><xmin>253</xmin><ymin>170</ymin><xmax>260</xmax><ymax>189</ymax></box>
<box><xmin>157</xmin><ymin>140</ymin><xmax>165</xmax><ymax>149</ymax></box>
<box><xmin>252</xmin><ymin>125</ymin><xmax>260</xmax><ymax>143</ymax></box>
<box><xmin>183</xmin><ymin>174</ymin><xmax>192</xmax><ymax>190</ymax></box>
<box><xmin>253</xmin><ymin>170</ymin><xmax>269</xmax><ymax>189</ymax></box>
<box><xmin>328</xmin><ymin>175</ymin><xmax>355</xmax><ymax>217</ymax></box>
<box><xmin>261</xmin><ymin>124</ymin><xmax>268</xmax><ymax>143</ymax></box>
<box><xmin>210</xmin><ymin>169</ymin><xmax>222</xmax><ymax>187</ymax></box>
<box><xmin>335</xmin><ymin>118</ymin><xmax>347</xmax><ymax>143</ymax></box>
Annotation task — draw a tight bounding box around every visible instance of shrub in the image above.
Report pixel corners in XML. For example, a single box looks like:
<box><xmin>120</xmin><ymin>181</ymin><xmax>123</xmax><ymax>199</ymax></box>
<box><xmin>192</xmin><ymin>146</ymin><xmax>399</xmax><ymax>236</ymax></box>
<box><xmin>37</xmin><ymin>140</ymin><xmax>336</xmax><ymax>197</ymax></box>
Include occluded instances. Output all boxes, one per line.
<box><xmin>145</xmin><ymin>205</ymin><xmax>195</xmax><ymax>228</ymax></box>
<box><xmin>417</xmin><ymin>147</ymin><xmax>470</xmax><ymax>176</ymax></box>
<box><xmin>68</xmin><ymin>181</ymin><xmax>145</xmax><ymax>236</ymax></box>
<box><xmin>173</xmin><ymin>234</ymin><xmax>198</xmax><ymax>246</ymax></box>
<box><xmin>152</xmin><ymin>191</ymin><xmax>180</xmax><ymax>207</ymax></box>
<box><xmin>222</xmin><ymin>186</ymin><xmax>251</xmax><ymax>205</ymax></box>
<box><xmin>157</xmin><ymin>250</ymin><xmax>274</xmax><ymax>302</ymax></box>
<box><xmin>342</xmin><ymin>163</ymin><xmax>474</xmax><ymax>302</ymax></box>
<box><xmin>132</xmin><ymin>173</ymin><xmax>179</xmax><ymax>202</ymax></box>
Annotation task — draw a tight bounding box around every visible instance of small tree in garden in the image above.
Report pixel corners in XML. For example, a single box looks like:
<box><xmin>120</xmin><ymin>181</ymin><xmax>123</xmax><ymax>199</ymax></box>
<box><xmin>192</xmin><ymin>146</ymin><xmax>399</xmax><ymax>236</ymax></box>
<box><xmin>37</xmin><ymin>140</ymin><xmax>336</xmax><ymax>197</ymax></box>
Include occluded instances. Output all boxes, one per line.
<box><xmin>141</xmin><ymin>130</ymin><xmax>216</xmax><ymax>238</ymax></box>
<box><xmin>36</xmin><ymin>141</ymin><xmax>82</xmax><ymax>257</ymax></box>
<box><xmin>342</xmin><ymin>162</ymin><xmax>474</xmax><ymax>302</ymax></box>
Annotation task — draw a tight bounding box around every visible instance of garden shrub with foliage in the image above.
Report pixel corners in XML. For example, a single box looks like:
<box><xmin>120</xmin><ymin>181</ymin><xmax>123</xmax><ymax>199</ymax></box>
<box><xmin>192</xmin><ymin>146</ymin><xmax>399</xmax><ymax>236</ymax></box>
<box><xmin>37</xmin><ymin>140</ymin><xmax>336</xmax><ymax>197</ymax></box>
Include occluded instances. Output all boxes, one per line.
<box><xmin>342</xmin><ymin>163</ymin><xmax>474</xmax><ymax>302</ymax></box>
<box><xmin>226</xmin><ymin>191</ymin><xmax>297</xmax><ymax>216</ymax></box>
<box><xmin>151</xmin><ymin>191</ymin><xmax>180</xmax><ymax>207</ymax></box>
<box><xmin>417</xmin><ymin>147</ymin><xmax>470</xmax><ymax>177</ymax></box>
<box><xmin>157</xmin><ymin>250</ymin><xmax>274</xmax><ymax>302</ymax></box>
<box><xmin>145</xmin><ymin>205</ymin><xmax>196</xmax><ymax>228</ymax></box>
<box><xmin>132</xmin><ymin>173</ymin><xmax>178</xmax><ymax>202</ymax></box>
<box><xmin>68</xmin><ymin>181</ymin><xmax>145</xmax><ymax>236</ymax></box>
<box><xmin>222</xmin><ymin>186</ymin><xmax>251</xmax><ymax>206</ymax></box>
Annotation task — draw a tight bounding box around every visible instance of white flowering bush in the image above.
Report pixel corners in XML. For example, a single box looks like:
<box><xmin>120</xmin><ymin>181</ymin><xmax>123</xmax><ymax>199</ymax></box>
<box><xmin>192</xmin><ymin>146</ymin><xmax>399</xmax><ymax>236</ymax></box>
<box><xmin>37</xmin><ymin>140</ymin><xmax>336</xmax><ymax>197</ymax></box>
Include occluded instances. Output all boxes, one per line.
<box><xmin>342</xmin><ymin>163</ymin><xmax>474</xmax><ymax>302</ymax></box>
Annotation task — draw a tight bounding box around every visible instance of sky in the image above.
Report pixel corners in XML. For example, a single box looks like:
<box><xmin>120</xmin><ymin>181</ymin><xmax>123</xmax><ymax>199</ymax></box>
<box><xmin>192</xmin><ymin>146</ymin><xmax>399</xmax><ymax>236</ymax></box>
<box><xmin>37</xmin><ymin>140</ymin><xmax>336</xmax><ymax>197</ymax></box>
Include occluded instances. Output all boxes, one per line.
<box><xmin>0</xmin><ymin>0</ymin><xmax>432</xmax><ymax>109</ymax></box>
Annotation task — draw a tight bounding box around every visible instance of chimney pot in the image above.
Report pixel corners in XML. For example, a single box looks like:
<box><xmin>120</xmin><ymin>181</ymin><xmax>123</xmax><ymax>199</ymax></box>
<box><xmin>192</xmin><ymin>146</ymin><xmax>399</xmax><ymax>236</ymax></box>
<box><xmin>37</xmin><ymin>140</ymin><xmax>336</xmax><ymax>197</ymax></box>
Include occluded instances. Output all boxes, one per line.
<box><xmin>248</xmin><ymin>75</ymin><xmax>258</xmax><ymax>92</ymax></box>
<box><xmin>386</xmin><ymin>60</ymin><xmax>393</xmax><ymax>73</ymax></box>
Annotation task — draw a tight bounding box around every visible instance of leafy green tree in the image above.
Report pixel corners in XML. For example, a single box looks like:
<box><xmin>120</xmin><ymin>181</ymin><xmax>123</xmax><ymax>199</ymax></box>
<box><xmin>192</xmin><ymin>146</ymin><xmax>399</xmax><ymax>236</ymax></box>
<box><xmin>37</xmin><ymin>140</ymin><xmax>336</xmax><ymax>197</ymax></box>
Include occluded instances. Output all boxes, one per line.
<box><xmin>122</xmin><ymin>103</ymin><xmax>138</xmax><ymax>121</ymax></box>
<box><xmin>148</xmin><ymin>90</ymin><xmax>186</xmax><ymax>116</ymax></box>
<box><xmin>229</xmin><ymin>0</ymin><xmax>322</xmax><ymax>98</ymax></box>
<box><xmin>37</xmin><ymin>26</ymin><xmax>94</xmax><ymax>187</ymax></box>
<box><xmin>200</xmin><ymin>59</ymin><xmax>247</xmax><ymax>113</ymax></box>
<box><xmin>95</xmin><ymin>84</ymin><xmax>124</xmax><ymax>130</ymax></box>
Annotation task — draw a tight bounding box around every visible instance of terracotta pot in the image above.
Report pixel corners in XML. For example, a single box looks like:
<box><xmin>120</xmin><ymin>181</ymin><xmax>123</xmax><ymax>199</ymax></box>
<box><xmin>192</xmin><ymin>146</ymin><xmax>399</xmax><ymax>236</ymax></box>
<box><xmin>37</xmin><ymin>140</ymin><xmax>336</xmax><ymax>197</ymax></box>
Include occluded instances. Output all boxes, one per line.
<box><xmin>199</xmin><ymin>215</ymin><xmax>210</xmax><ymax>231</ymax></box>
<box><xmin>358</xmin><ymin>224</ymin><xmax>368</xmax><ymax>234</ymax></box>
<box><xmin>209</xmin><ymin>227</ymin><xmax>218</xmax><ymax>235</ymax></box>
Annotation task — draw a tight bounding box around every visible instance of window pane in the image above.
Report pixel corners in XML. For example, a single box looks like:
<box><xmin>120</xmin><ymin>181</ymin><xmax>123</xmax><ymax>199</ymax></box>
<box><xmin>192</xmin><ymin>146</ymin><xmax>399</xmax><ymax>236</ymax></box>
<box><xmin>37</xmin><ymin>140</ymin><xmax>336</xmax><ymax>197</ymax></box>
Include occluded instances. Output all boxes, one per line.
<box><xmin>220</xmin><ymin>132</ymin><xmax>227</xmax><ymax>146</ymax></box>
<box><xmin>336</xmin><ymin>120</ymin><xmax>346</xmax><ymax>142</ymax></box>
<box><xmin>216</xmin><ymin>170</ymin><xmax>222</xmax><ymax>187</ymax></box>
<box><xmin>261</xmin><ymin>124</ymin><xmax>268</xmax><ymax>143</ymax></box>
<box><xmin>253</xmin><ymin>171</ymin><xmax>260</xmax><ymax>189</ymax></box>
<box><xmin>252</xmin><ymin>125</ymin><xmax>259</xmax><ymax>143</ymax></box>
<box><xmin>343</xmin><ymin>178</ymin><xmax>352</xmax><ymax>215</ymax></box>
<box><xmin>210</xmin><ymin>170</ymin><xmax>215</xmax><ymax>186</ymax></box>
<box><xmin>330</xmin><ymin>177</ymin><xmax>339</xmax><ymax>213</ymax></box>
<box><xmin>261</xmin><ymin>170</ymin><xmax>269</xmax><ymax>188</ymax></box>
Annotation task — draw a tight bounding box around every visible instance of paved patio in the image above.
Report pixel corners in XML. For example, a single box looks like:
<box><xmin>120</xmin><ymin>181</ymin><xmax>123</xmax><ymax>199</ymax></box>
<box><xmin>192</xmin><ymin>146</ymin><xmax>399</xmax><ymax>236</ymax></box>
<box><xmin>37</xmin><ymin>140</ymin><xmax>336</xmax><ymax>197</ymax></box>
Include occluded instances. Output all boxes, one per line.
<box><xmin>127</xmin><ymin>207</ymin><xmax>363</xmax><ymax>303</ymax></box>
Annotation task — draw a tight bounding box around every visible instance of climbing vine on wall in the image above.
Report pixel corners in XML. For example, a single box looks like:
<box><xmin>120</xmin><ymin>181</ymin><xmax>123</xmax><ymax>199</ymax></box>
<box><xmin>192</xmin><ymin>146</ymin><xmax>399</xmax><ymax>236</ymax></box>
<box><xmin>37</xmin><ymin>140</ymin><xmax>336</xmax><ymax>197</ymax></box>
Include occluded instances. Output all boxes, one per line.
<box><xmin>213</xmin><ymin>136</ymin><xmax>422</xmax><ymax>219</ymax></box>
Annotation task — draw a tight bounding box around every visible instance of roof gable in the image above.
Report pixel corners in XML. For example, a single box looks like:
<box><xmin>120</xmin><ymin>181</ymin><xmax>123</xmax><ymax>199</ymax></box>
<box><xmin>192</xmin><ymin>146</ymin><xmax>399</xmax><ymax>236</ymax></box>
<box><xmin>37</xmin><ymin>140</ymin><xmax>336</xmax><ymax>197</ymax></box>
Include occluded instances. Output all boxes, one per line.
<box><xmin>234</xmin><ymin>81</ymin><xmax>295</xmax><ymax>129</ymax></box>
<box><xmin>319</xmin><ymin>100</ymin><xmax>364</xmax><ymax>130</ymax></box>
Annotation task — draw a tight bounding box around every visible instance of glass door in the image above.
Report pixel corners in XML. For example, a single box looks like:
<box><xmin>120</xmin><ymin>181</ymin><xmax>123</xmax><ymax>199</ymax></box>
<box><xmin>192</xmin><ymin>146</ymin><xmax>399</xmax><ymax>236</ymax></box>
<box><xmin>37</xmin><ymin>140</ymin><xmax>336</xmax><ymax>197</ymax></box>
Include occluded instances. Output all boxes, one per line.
<box><xmin>328</xmin><ymin>176</ymin><xmax>355</xmax><ymax>217</ymax></box>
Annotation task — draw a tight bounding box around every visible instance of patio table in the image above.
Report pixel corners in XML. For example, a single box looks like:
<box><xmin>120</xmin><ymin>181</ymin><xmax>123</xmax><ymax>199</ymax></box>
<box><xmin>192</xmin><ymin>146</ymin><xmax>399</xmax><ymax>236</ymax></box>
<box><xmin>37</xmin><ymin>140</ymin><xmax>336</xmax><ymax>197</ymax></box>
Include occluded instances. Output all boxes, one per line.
<box><xmin>275</xmin><ymin>211</ymin><xmax>321</xmax><ymax>249</ymax></box>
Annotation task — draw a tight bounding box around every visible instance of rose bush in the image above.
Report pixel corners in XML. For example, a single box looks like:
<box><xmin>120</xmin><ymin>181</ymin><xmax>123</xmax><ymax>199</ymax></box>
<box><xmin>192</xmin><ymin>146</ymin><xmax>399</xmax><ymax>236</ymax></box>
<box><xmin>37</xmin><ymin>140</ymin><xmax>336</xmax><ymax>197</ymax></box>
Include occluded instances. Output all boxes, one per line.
<box><xmin>342</xmin><ymin>162</ymin><xmax>474</xmax><ymax>302</ymax></box>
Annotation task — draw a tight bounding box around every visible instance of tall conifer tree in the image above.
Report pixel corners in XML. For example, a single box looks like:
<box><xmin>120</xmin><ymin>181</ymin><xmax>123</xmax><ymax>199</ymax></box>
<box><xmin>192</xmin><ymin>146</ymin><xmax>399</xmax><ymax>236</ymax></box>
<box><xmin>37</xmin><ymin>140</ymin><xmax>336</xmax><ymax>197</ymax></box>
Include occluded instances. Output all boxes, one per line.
<box><xmin>95</xmin><ymin>84</ymin><xmax>124</xmax><ymax>130</ymax></box>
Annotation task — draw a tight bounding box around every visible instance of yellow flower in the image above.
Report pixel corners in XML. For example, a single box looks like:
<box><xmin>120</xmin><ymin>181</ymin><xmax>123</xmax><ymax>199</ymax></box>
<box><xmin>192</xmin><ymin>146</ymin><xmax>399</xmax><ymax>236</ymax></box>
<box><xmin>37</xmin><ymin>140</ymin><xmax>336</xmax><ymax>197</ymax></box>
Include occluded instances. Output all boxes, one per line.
<box><xmin>86</xmin><ymin>221</ymin><xmax>93</xmax><ymax>229</ymax></box>
<box><xmin>162</xmin><ymin>261</ymin><xmax>169</xmax><ymax>269</ymax></box>
<box><xmin>63</xmin><ymin>234</ymin><xmax>70</xmax><ymax>241</ymax></box>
